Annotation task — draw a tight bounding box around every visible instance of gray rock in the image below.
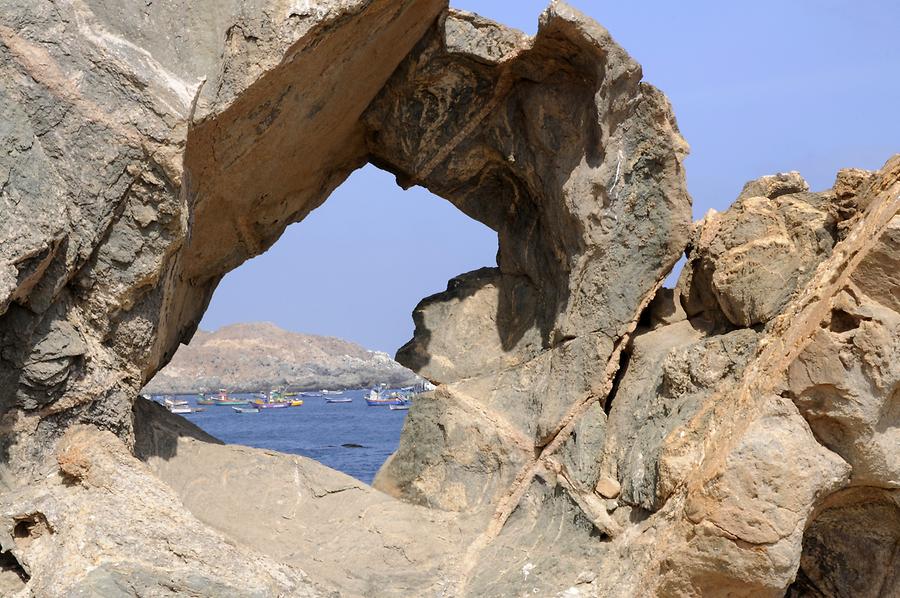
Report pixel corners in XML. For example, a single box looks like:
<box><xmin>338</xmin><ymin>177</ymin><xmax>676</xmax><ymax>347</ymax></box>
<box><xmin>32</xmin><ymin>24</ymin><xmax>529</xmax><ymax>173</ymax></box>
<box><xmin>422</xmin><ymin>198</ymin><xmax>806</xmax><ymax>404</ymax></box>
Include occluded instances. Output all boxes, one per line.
<box><xmin>395</xmin><ymin>267</ymin><xmax>543</xmax><ymax>384</ymax></box>
<box><xmin>789</xmin><ymin>487</ymin><xmax>900</xmax><ymax>598</ymax></box>
<box><xmin>372</xmin><ymin>2</ymin><xmax>691</xmax><ymax>510</ymax></box>
<box><xmin>465</xmin><ymin>470</ymin><xmax>610</xmax><ymax>597</ymax></box>
<box><xmin>559</xmin><ymin>401</ymin><xmax>608</xmax><ymax>491</ymax></box>
<box><xmin>374</xmin><ymin>387</ymin><xmax>532</xmax><ymax>512</ymax></box>
<box><xmin>601</xmin><ymin>321</ymin><xmax>760</xmax><ymax>511</ymax></box>
<box><xmin>1</xmin><ymin>0</ymin><xmax>899</xmax><ymax>595</ymax></box>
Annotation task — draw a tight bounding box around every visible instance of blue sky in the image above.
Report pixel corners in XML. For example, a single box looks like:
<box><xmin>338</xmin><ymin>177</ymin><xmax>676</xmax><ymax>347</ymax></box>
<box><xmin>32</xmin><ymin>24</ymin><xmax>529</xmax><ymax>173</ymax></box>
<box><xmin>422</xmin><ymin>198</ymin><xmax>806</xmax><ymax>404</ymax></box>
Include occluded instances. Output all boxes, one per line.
<box><xmin>199</xmin><ymin>1</ymin><xmax>900</xmax><ymax>353</ymax></box>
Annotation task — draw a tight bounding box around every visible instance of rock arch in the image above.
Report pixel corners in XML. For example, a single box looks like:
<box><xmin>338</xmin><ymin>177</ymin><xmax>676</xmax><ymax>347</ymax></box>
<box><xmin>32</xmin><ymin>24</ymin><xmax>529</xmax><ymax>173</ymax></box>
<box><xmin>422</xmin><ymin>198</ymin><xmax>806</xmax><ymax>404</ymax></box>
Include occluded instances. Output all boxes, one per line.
<box><xmin>1</xmin><ymin>0</ymin><xmax>898</xmax><ymax>596</ymax></box>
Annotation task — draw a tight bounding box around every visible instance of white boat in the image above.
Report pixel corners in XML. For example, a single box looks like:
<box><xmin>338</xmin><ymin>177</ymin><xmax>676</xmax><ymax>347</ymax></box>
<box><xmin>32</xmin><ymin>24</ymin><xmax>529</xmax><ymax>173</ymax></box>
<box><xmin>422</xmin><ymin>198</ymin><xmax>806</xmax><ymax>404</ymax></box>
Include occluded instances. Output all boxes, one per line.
<box><xmin>233</xmin><ymin>406</ymin><xmax>260</xmax><ymax>414</ymax></box>
<box><xmin>169</xmin><ymin>406</ymin><xmax>192</xmax><ymax>414</ymax></box>
<box><xmin>164</xmin><ymin>397</ymin><xmax>189</xmax><ymax>408</ymax></box>
<box><xmin>321</xmin><ymin>389</ymin><xmax>344</xmax><ymax>395</ymax></box>
<box><xmin>388</xmin><ymin>404</ymin><xmax>409</xmax><ymax>411</ymax></box>
<box><xmin>415</xmin><ymin>380</ymin><xmax>436</xmax><ymax>392</ymax></box>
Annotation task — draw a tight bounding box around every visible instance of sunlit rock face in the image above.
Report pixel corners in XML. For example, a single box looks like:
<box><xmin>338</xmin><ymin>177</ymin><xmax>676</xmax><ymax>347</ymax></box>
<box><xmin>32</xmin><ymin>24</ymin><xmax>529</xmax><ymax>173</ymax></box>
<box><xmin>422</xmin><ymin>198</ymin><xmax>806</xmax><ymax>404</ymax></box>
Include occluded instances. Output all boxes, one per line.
<box><xmin>1</xmin><ymin>0</ymin><xmax>898</xmax><ymax>596</ymax></box>
<box><xmin>370</xmin><ymin>5</ymin><xmax>692</xmax><ymax>514</ymax></box>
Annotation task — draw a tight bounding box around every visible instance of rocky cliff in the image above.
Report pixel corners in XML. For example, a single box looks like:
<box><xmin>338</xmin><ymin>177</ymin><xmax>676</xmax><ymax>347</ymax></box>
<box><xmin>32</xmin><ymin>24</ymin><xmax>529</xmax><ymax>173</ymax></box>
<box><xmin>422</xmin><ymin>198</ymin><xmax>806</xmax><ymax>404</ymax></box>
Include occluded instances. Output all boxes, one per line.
<box><xmin>0</xmin><ymin>1</ymin><xmax>897</xmax><ymax>597</ymax></box>
<box><xmin>142</xmin><ymin>322</ymin><xmax>418</xmax><ymax>393</ymax></box>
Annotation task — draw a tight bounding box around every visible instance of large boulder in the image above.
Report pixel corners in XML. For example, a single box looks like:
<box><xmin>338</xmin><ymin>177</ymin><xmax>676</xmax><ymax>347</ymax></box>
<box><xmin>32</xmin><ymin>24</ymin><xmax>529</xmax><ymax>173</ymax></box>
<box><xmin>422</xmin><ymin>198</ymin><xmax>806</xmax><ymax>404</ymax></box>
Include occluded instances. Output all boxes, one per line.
<box><xmin>678</xmin><ymin>171</ymin><xmax>855</xmax><ymax>328</ymax></box>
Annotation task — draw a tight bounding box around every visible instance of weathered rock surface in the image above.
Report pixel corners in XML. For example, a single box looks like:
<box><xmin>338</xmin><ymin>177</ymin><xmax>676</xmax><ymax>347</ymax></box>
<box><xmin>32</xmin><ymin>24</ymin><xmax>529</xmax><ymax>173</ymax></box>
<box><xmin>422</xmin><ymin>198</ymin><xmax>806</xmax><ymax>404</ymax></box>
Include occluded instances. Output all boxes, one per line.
<box><xmin>678</xmin><ymin>171</ymin><xmax>845</xmax><ymax>327</ymax></box>
<box><xmin>591</xmin><ymin>157</ymin><xmax>900</xmax><ymax>598</ymax></box>
<box><xmin>133</xmin><ymin>396</ymin><xmax>479</xmax><ymax>597</ymax></box>
<box><xmin>374</xmin><ymin>3</ymin><xmax>691</xmax><ymax>515</ymax></box>
<box><xmin>2</xmin><ymin>424</ymin><xmax>319</xmax><ymax>597</ymax></box>
<box><xmin>789</xmin><ymin>487</ymin><xmax>900</xmax><ymax>598</ymax></box>
<box><xmin>0</xmin><ymin>0</ymin><xmax>898</xmax><ymax>596</ymax></box>
<box><xmin>143</xmin><ymin>321</ymin><xmax>418</xmax><ymax>394</ymax></box>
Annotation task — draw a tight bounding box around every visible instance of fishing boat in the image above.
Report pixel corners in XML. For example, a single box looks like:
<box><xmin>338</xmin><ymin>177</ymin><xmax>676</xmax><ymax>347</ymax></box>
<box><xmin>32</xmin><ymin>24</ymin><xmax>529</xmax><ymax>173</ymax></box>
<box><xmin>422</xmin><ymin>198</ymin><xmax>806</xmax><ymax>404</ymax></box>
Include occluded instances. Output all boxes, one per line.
<box><xmin>232</xmin><ymin>406</ymin><xmax>260</xmax><ymax>414</ymax></box>
<box><xmin>215</xmin><ymin>398</ymin><xmax>250</xmax><ymax>406</ymax></box>
<box><xmin>212</xmin><ymin>388</ymin><xmax>251</xmax><ymax>405</ymax></box>
<box><xmin>196</xmin><ymin>393</ymin><xmax>215</xmax><ymax>405</ymax></box>
<box><xmin>326</xmin><ymin>397</ymin><xmax>353</xmax><ymax>404</ymax></box>
<box><xmin>257</xmin><ymin>401</ymin><xmax>290</xmax><ymax>409</ymax></box>
<box><xmin>388</xmin><ymin>403</ymin><xmax>410</xmax><ymax>411</ymax></box>
<box><xmin>289</xmin><ymin>399</ymin><xmax>304</xmax><ymax>407</ymax></box>
<box><xmin>210</xmin><ymin>389</ymin><xmax>241</xmax><ymax>404</ymax></box>
<box><xmin>251</xmin><ymin>397</ymin><xmax>285</xmax><ymax>406</ymax></box>
<box><xmin>364</xmin><ymin>389</ymin><xmax>407</xmax><ymax>406</ymax></box>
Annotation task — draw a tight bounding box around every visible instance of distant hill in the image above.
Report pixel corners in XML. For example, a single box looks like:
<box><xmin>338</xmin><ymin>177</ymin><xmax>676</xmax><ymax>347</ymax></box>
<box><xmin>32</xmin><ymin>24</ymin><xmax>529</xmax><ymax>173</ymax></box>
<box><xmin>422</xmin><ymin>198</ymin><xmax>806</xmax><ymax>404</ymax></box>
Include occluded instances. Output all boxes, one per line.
<box><xmin>142</xmin><ymin>322</ymin><xmax>418</xmax><ymax>394</ymax></box>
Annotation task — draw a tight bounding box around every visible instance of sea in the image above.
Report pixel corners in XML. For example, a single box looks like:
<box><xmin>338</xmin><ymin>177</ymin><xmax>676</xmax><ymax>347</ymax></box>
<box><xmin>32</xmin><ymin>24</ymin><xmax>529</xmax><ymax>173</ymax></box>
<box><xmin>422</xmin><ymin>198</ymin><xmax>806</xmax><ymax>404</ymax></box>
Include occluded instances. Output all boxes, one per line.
<box><xmin>161</xmin><ymin>388</ymin><xmax>408</xmax><ymax>484</ymax></box>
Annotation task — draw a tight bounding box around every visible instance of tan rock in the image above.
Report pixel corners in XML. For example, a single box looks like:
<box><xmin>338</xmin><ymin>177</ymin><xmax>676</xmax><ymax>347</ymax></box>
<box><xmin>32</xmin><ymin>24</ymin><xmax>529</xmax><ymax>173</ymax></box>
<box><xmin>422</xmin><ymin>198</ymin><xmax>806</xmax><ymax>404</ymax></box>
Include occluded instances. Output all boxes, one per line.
<box><xmin>136</xmin><ymin>401</ymin><xmax>475</xmax><ymax>597</ymax></box>
<box><xmin>0</xmin><ymin>0</ymin><xmax>898</xmax><ymax>595</ymax></box>
<box><xmin>1</xmin><ymin>425</ymin><xmax>320</xmax><ymax>596</ymax></box>
<box><xmin>595</xmin><ymin>476</ymin><xmax>621</xmax><ymax>499</ymax></box>
<box><xmin>736</xmin><ymin>170</ymin><xmax>809</xmax><ymax>200</ymax></box>
<box><xmin>678</xmin><ymin>178</ymin><xmax>842</xmax><ymax>327</ymax></box>
<box><xmin>834</xmin><ymin>167</ymin><xmax>877</xmax><ymax>206</ymax></box>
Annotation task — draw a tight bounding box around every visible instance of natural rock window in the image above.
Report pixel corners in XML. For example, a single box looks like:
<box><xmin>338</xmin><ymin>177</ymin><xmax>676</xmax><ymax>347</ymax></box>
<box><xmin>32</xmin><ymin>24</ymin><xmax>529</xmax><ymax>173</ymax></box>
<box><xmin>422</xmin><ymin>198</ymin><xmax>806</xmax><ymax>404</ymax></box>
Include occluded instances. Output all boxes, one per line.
<box><xmin>0</xmin><ymin>1</ymin><xmax>897</xmax><ymax>596</ymax></box>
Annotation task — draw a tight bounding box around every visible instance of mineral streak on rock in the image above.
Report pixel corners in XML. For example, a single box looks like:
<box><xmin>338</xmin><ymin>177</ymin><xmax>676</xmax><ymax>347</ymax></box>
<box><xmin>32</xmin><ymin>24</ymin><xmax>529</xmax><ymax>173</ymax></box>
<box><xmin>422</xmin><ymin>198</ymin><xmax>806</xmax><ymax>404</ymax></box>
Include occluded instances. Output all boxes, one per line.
<box><xmin>0</xmin><ymin>0</ymin><xmax>898</xmax><ymax>596</ymax></box>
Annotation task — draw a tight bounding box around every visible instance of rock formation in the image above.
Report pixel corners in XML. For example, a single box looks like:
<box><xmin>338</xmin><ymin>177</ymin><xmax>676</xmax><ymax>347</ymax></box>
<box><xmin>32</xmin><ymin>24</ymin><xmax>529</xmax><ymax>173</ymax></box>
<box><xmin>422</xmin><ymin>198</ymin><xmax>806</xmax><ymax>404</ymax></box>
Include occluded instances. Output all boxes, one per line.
<box><xmin>0</xmin><ymin>0</ymin><xmax>897</xmax><ymax>596</ymax></box>
<box><xmin>142</xmin><ymin>322</ymin><xmax>418</xmax><ymax>394</ymax></box>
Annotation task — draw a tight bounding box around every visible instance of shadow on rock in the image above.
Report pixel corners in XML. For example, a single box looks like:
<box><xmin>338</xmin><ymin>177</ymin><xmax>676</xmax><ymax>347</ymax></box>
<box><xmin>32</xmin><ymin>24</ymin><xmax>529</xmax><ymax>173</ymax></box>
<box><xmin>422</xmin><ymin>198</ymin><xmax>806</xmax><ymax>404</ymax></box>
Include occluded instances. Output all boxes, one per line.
<box><xmin>132</xmin><ymin>396</ymin><xmax>222</xmax><ymax>462</ymax></box>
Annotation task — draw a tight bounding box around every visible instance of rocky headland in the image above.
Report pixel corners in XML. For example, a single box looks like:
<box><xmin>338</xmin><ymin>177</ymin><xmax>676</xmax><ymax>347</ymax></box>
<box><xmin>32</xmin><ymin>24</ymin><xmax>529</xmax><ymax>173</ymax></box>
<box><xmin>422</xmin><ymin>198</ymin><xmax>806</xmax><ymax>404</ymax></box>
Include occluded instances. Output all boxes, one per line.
<box><xmin>0</xmin><ymin>1</ymin><xmax>897</xmax><ymax>597</ymax></box>
<box><xmin>142</xmin><ymin>322</ymin><xmax>418</xmax><ymax>394</ymax></box>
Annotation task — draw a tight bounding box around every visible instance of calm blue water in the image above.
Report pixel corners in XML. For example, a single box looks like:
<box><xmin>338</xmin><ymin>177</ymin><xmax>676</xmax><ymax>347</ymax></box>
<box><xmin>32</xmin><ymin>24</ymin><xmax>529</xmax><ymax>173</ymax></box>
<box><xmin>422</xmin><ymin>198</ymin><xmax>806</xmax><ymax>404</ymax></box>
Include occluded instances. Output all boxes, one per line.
<box><xmin>163</xmin><ymin>389</ymin><xmax>408</xmax><ymax>484</ymax></box>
